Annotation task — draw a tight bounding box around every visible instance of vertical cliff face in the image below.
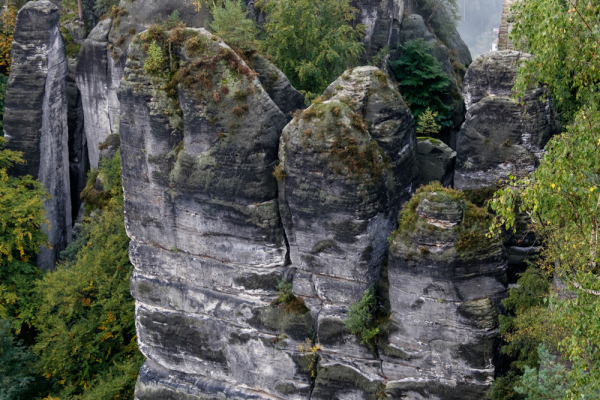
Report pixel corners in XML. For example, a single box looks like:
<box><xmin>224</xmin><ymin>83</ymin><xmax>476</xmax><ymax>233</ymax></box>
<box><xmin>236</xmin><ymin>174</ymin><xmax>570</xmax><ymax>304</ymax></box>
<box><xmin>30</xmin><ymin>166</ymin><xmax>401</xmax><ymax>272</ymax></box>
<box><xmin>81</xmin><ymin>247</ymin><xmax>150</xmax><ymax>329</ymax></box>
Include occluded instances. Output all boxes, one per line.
<box><xmin>4</xmin><ymin>0</ymin><xmax>71</xmax><ymax>269</ymax></box>
<box><xmin>455</xmin><ymin>51</ymin><xmax>560</xmax><ymax>191</ymax></box>
<box><xmin>120</xmin><ymin>29</ymin><xmax>317</xmax><ymax>399</ymax></box>
<box><xmin>76</xmin><ymin>19</ymin><xmax>120</xmax><ymax>168</ymax></box>
<box><xmin>384</xmin><ymin>186</ymin><xmax>507</xmax><ymax>399</ymax></box>
<box><xmin>354</xmin><ymin>0</ymin><xmax>404</xmax><ymax>60</ymax></box>
<box><xmin>278</xmin><ymin>66</ymin><xmax>418</xmax><ymax>399</ymax></box>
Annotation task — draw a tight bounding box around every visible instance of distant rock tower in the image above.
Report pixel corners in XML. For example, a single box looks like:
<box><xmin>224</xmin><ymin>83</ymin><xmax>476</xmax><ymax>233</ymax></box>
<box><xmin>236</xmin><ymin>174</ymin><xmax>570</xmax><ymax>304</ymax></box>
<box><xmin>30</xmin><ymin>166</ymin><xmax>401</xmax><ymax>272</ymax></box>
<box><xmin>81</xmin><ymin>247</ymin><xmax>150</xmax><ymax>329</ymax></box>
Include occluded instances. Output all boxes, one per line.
<box><xmin>4</xmin><ymin>1</ymin><xmax>72</xmax><ymax>269</ymax></box>
<box><xmin>498</xmin><ymin>0</ymin><xmax>519</xmax><ymax>50</ymax></box>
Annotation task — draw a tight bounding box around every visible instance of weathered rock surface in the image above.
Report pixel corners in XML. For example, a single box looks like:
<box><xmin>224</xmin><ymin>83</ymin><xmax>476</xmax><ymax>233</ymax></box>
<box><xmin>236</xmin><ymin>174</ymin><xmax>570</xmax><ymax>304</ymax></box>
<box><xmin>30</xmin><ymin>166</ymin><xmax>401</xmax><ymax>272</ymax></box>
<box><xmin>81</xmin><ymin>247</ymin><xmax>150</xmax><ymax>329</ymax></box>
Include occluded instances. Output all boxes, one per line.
<box><xmin>279</xmin><ymin>66</ymin><xmax>418</xmax><ymax>311</ymax></box>
<box><xmin>121</xmin><ymin>29</ymin><xmax>314</xmax><ymax>399</ymax></box>
<box><xmin>384</xmin><ymin>186</ymin><xmax>507</xmax><ymax>398</ymax></box>
<box><xmin>4</xmin><ymin>0</ymin><xmax>72</xmax><ymax>269</ymax></box>
<box><xmin>278</xmin><ymin>66</ymin><xmax>418</xmax><ymax>398</ymax></box>
<box><xmin>76</xmin><ymin>19</ymin><xmax>121</xmax><ymax>168</ymax></box>
<box><xmin>354</xmin><ymin>0</ymin><xmax>405</xmax><ymax>61</ymax></box>
<box><xmin>417</xmin><ymin>137</ymin><xmax>456</xmax><ymax>187</ymax></box>
<box><xmin>498</xmin><ymin>0</ymin><xmax>519</xmax><ymax>50</ymax></box>
<box><xmin>250</xmin><ymin>54</ymin><xmax>305</xmax><ymax>120</ymax></box>
<box><xmin>455</xmin><ymin>50</ymin><xmax>560</xmax><ymax>190</ymax></box>
<box><xmin>65</xmin><ymin>40</ymin><xmax>88</xmax><ymax>222</ymax></box>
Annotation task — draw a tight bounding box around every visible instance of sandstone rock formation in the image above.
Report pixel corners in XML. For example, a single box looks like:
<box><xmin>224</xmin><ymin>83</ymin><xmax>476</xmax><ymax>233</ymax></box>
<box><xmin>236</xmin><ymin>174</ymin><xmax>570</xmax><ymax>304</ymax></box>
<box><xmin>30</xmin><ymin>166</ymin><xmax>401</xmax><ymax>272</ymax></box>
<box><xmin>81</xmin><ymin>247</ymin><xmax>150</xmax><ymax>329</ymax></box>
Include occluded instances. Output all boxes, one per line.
<box><xmin>383</xmin><ymin>184</ymin><xmax>507</xmax><ymax>398</ymax></box>
<box><xmin>120</xmin><ymin>28</ymin><xmax>315</xmax><ymax>399</ymax></box>
<box><xmin>355</xmin><ymin>0</ymin><xmax>405</xmax><ymax>60</ymax></box>
<box><xmin>76</xmin><ymin>19</ymin><xmax>120</xmax><ymax>168</ymax></box>
<box><xmin>455</xmin><ymin>50</ymin><xmax>560</xmax><ymax>191</ymax></box>
<box><xmin>417</xmin><ymin>137</ymin><xmax>456</xmax><ymax>187</ymax></box>
<box><xmin>64</xmin><ymin>30</ymin><xmax>88</xmax><ymax>222</ymax></box>
<box><xmin>278</xmin><ymin>66</ymin><xmax>419</xmax><ymax>398</ymax></box>
<box><xmin>250</xmin><ymin>54</ymin><xmax>305</xmax><ymax>120</ymax></box>
<box><xmin>4</xmin><ymin>0</ymin><xmax>72</xmax><ymax>269</ymax></box>
<box><xmin>498</xmin><ymin>0</ymin><xmax>519</xmax><ymax>50</ymax></box>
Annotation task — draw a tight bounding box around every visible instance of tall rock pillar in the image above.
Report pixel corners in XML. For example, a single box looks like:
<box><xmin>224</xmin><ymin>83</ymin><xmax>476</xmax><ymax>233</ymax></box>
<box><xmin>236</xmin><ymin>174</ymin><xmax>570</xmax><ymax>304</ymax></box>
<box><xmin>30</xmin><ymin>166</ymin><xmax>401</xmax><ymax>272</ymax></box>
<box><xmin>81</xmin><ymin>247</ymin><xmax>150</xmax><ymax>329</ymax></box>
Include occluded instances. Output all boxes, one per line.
<box><xmin>4</xmin><ymin>0</ymin><xmax>72</xmax><ymax>269</ymax></box>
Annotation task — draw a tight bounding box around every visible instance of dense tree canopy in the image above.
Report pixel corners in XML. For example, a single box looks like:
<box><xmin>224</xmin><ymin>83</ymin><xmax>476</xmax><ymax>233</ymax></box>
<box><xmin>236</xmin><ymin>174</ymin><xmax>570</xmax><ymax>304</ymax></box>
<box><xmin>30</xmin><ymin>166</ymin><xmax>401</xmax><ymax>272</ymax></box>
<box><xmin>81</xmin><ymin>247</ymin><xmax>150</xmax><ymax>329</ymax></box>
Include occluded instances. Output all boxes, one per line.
<box><xmin>261</xmin><ymin>0</ymin><xmax>364</xmax><ymax>101</ymax></box>
<box><xmin>489</xmin><ymin>0</ymin><xmax>600</xmax><ymax>398</ymax></box>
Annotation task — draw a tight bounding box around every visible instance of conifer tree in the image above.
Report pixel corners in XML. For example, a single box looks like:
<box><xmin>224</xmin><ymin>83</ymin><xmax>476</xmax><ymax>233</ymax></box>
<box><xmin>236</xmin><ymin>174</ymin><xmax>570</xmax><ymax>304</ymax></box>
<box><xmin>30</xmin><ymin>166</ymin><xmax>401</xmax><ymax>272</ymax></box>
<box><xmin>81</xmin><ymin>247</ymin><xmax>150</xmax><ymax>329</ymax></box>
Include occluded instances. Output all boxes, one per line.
<box><xmin>390</xmin><ymin>38</ymin><xmax>452</xmax><ymax>128</ymax></box>
<box><xmin>416</xmin><ymin>108</ymin><xmax>441</xmax><ymax>137</ymax></box>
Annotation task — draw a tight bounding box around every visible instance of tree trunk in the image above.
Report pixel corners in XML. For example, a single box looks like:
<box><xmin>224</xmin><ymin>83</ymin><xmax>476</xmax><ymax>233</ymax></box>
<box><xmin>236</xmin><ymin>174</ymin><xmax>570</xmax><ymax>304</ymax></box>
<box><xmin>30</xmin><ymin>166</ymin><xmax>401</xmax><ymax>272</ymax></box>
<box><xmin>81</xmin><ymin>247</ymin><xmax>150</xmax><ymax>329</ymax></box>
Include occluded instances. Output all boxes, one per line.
<box><xmin>77</xmin><ymin>0</ymin><xmax>82</xmax><ymax>20</ymax></box>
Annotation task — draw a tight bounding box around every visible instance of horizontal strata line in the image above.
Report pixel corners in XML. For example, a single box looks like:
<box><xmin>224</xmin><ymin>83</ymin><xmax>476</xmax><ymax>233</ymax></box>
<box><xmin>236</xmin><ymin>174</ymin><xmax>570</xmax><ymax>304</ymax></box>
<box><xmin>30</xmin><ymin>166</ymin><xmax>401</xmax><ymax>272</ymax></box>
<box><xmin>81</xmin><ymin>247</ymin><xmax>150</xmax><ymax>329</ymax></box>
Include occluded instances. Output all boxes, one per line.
<box><xmin>133</xmin><ymin>241</ymin><xmax>286</xmax><ymax>269</ymax></box>
<box><xmin>135</xmin><ymin>301</ymin><xmax>310</xmax><ymax>341</ymax></box>
<box><xmin>143</xmin><ymin>359</ymin><xmax>286</xmax><ymax>400</ymax></box>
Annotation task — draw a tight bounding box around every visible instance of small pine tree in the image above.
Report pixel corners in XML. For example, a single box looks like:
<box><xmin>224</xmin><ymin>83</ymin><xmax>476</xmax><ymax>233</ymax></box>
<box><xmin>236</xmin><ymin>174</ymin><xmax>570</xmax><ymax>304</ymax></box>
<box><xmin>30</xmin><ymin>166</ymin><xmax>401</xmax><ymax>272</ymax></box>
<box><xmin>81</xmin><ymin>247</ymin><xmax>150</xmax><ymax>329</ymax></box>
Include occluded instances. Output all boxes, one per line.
<box><xmin>210</xmin><ymin>0</ymin><xmax>258</xmax><ymax>56</ymax></box>
<box><xmin>416</xmin><ymin>108</ymin><xmax>441</xmax><ymax>137</ymax></box>
<box><xmin>390</xmin><ymin>38</ymin><xmax>452</xmax><ymax>128</ymax></box>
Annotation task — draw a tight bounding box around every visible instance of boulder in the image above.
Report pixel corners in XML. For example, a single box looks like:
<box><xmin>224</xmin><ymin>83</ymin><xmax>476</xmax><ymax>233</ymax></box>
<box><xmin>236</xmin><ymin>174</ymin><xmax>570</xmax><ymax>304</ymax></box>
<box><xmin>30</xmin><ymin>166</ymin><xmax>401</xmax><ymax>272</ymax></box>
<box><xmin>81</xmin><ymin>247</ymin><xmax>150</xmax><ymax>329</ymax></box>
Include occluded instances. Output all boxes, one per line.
<box><xmin>120</xmin><ymin>29</ymin><xmax>313</xmax><ymax>399</ymax></box>
<box><xmin>4</xmin><ymin>0</ymin><xmax>72</xmax><ymax>269</ymax></box>
<box><xmin>383</xmin><ymin>184</ymin><xmax>507</xmax><ymax>398</ymax></box>
<box><xmin>417</xmin><ymin>137</ymin><xmax>456</xmax><ymax>187</ymax></box>
<box><xmin>455</xmin><ymin>50</ymin><xmax>560</xmax><ymax>191</ymax></box>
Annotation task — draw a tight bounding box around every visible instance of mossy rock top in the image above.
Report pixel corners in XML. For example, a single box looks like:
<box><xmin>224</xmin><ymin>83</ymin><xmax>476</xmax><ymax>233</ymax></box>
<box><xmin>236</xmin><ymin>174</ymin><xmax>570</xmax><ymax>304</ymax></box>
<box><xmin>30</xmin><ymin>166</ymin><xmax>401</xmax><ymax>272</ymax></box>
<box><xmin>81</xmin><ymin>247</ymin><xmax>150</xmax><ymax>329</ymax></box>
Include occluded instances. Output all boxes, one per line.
<box><xmin>390</xmin><ymin>182</ymin><xmax>502</xmax><ymax>262</ymax></box>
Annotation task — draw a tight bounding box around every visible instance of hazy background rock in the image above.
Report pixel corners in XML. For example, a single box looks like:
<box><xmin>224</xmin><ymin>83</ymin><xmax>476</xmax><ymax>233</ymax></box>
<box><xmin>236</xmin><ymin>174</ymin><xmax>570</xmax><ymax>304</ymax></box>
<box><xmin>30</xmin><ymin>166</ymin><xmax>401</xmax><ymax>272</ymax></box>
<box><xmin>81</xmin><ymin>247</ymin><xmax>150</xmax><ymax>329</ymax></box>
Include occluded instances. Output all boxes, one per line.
<box><xmin>4</xmin><ymin>0</ymin><xmax>72</xmax><ymax>269</ymax></box>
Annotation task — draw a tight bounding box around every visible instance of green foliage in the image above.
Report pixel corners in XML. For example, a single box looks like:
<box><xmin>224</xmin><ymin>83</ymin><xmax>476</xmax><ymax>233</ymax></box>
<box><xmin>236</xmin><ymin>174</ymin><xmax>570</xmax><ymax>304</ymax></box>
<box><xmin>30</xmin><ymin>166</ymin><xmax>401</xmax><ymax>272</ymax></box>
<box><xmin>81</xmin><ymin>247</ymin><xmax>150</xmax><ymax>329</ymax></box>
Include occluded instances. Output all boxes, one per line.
<box><xmin>490</xmin><ymin>0</ymin><xmax>600</xmax><ymax>392</ymax></box>
<box><xmin>262</xmin><ymin>0</ymin><xmax>364</xmax><ymax>101</ymax></box>
<box><xmin>510</xmin><ymin>0</ymin><xmax>600</xmax><ymax>125</ymax></box>
<box><xmin>488</xmin><ymin>267</ymin><xmax>552</xmax><ymax>400</ymax></box>
<box><xmin>143</xmin><ymin>41</ymin><xmax>166</xmax><ymax>75</ymax></box>
<box><xmin>369</xmin><ymin>45</ymin><xmax>390</xmax><ymax>69</ymax></box>
<box><xmin>0</xmin><ymin>138</ymin><xmax>49</xmax><ymax>330</ymax></box>
<box><xmin>514</xmin><ymin>345</ymin><xmax>569</xmax><ymax>400</ymax></box>
<box><xmin>163</xmin><ymin>10</ymin><xmax>182</xmax><ymax>30</ymax></box>
<box><xmin>210</xmin><ymin>0</ymin><xmax>258</xmax><ymax>56</ymax></box>
<box><xmin>33</xmin><ymin>151</ymin><xmax>144</xmax><ymax>399</ymax></box>
<box><xmin>390</xmin><ymin>39</ymin><xmax>452</xmax><ymax>128</ymax></box>
<box><xmin>271</xmin><ymin>279</ymin><xmax>309</xmax><ymax>314</ymax></box>
<box><xmin>415</xmin><ymin>108</ymin><xmax>441</xmax><ymax>136</ymax></box>
<box><xmin>60</xmin><ymin>27</ymin><xmax>81</xmax><ymax>58</ymax></box>
<box><xmin>345</xmin><ymin>287</ymin><xmax>379</xmax><ymax>345</ymax></box>
<box><xmin>0</xmin><ymin>319</ymin><xmax>50</xmax><ymax>400</ymax></box>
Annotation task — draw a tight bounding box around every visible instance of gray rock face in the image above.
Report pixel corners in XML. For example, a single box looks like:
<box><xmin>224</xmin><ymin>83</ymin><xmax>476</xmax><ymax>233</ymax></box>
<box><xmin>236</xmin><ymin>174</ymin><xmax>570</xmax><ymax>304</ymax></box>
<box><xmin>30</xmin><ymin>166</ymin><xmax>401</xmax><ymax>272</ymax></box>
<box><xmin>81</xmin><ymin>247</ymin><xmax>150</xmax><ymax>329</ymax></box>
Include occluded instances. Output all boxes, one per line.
<box><xmin>417</xmin><ymin>137</ymin><xmax>456</xmax><ymax>187</ymax></box>
<box><xmin>498</xmin><ymin>0</ymin><xmax>519</xmax><ymax>50</ymax></box>
<box><xmin>76</xmin><ymin>19</ymin><xmax>121</xmax><ymax>168</ymax></box>
<box><xmin>354</xmin><ymin>0</ymin><xmax>405</xmax><ymax>61</ymax></box>
<box><xmin>455</xmin><ymin>51</ymin><xmax>560</xmax><ymax>190</ymax></box>
<box><xmin>384</xmin><ymin>187</ymin><xmax>507</xmax><ymax>398</ymax></box>
<box><xmin>4</xmin><ymin>0</ymin><xmax>72</xmax><ymax>269</ymax></box>
<box><xmin>279</xmin><ymin>66</ymin><xmax>418</xmax><ymax>311</ymax></box>
<box><xmin>250</xmin><ymin>54</ymin><xmax>305</xmax><ymax>120</ymax></box>
<box><xmin>121</xmin><ymin>29</ymin><xmax>314</xmax><ymax>399</ymax></box>
<box><xmin>278</xmin><ymin>66</ymin><xmax>419</xmax><ymax>399</ymax></box>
